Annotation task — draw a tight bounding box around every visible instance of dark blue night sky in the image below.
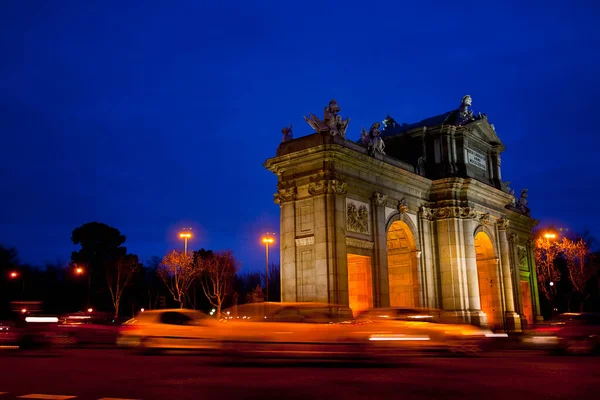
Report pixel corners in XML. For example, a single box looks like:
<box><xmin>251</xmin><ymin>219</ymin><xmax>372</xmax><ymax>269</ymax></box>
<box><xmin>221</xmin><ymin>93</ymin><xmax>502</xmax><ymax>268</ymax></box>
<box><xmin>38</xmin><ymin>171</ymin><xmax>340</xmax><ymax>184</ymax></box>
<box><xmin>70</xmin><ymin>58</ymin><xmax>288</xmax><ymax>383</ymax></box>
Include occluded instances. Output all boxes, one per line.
<box><xmin>1</xmin><ymin>1</ymin><xmax>599</xmax><ymax>270</ymax></box>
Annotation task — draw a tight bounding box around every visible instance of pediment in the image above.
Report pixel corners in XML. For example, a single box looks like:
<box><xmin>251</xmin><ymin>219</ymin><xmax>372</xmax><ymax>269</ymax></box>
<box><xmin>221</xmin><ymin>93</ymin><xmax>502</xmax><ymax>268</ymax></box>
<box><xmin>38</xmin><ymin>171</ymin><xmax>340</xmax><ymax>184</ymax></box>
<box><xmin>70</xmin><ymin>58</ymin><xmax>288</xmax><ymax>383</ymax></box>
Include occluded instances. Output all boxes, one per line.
<box><xmin>466</xmin><ymin>119</ymin><xmax>505</xmax><ymax>151</ymax></box>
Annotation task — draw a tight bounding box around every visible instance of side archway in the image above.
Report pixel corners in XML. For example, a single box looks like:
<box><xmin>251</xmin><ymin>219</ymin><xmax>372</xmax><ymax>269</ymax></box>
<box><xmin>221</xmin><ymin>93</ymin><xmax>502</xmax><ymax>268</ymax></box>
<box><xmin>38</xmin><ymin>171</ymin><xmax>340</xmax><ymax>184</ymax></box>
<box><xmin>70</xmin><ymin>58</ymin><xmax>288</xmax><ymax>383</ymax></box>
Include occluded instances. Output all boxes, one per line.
<box><xmin>474</xmin><ymin>230</ymin><xmax>502</xmax><ymax>329</ymax></box>
<box><xmin>386</xmin><ymin>214</ymin><xmax>420</xmax><ymax>307</ymax></box>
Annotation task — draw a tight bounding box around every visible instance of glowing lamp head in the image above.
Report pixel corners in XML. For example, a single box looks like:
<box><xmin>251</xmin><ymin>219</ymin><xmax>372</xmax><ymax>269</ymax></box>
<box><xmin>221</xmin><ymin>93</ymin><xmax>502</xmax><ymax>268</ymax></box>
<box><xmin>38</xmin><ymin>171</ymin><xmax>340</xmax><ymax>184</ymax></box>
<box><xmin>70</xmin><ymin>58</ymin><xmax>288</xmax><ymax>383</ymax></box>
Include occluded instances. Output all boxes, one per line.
<box><xmin>549</xmin><ymin>282</ymin><xmax>554</xmax><ymax>287</ymax></box>
<box><xmin>21</xmin><ymin>308</ymin><xmax>27</xmax><ymax>313</ymax></box>
<box><xmin>87</xmin><ymin>308</ymin><xmax>93</xmax><ymax>313</ymax></box>
<box><xmin>10</xmin><ymin>272</ymin><xmax>18</xmax><ymax>278</ymax></box>
<box><xmin>262</xmin><ymin>236</ymin><xmax>274</xmax><ymax>244</ymax></box>
<box><xmin>76</xmin><ymin>267</ymin><xmax>83</xmax><ymax>274</ymax></box>
<box><xmin>140</xmin><ymin>308</ymin><xmax>145</xmax><ymax>312</ymax></box>
<box><xmin>544</xmin><ymin>233</ymin><xmax>557</xmax><ymax>240</ymax></box>
<box><xmin>179</xmin><ymin>232</ymin><xmax>192</xmax><ymax>239</ymax></box>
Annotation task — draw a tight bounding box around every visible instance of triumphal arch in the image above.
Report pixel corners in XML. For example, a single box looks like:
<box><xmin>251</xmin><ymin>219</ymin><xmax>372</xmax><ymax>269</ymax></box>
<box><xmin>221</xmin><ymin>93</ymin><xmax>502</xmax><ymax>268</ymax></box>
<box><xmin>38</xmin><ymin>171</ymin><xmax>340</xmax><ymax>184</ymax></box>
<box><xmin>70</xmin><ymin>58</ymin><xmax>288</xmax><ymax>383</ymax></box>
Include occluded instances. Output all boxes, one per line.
<box><xmin>264</xmin><ymin>96</ymin><xmax>541</xmax><ymax>331</ymax></box>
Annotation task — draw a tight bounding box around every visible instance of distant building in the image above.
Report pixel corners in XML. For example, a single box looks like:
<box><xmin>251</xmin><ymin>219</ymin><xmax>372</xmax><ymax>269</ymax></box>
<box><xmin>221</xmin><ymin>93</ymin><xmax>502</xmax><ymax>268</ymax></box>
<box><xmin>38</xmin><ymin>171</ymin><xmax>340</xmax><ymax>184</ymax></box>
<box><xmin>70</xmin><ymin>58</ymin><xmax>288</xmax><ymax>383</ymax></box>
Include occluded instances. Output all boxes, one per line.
<box><xmin>264</xmin><ymin>96</ymin><xmax>540</xmax><ymax>331</ymax></box>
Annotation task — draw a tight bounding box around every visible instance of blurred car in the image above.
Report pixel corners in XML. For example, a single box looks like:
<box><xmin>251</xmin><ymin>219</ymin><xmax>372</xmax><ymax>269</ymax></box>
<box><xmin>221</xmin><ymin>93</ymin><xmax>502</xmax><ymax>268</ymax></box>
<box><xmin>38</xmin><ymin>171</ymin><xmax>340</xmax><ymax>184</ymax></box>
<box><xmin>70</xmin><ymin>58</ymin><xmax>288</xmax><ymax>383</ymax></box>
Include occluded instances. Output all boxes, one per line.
<box><xmin>117</xmin><ymin>309</ymin><xmax>221</xmax><ymax>353</ymax></box>
<box><xmin>10</xmin><ymin>313</ymin><xmax>61</xmax><ymax>349</ymax></box>
<box><xmin>522</xmin><ymin>312</ymin><xmax>600</xmax><ymax>355</ymax></box>
<box><xmin>217</xmin><ymin>302</ymin><xmax>371</xmax><ymax>361</ymax></box>
<box><xmin>0</xmin><ymin>321</ymin><xmax>20</xmax><ymax>348</ymax></box>
<box><xmin>52</xmin><ymin>311</ymin><xmax>128</xmax><ymax>347</ymax></box>
<box><xmin>357</xmin><ymin>307</ymin><xmax>496</xmax><ymax>355</ymax></box>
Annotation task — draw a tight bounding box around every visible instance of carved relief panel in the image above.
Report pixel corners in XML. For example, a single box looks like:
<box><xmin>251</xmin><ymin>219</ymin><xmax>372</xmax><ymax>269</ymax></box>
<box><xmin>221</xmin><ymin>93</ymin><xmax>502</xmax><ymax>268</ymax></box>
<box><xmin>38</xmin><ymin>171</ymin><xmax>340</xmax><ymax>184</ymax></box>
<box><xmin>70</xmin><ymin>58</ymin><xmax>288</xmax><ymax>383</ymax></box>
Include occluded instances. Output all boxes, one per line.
<box><xmin>346</xmin><ymin>198</ymin><xmax>370</xmax><ymax>235</ymax></box>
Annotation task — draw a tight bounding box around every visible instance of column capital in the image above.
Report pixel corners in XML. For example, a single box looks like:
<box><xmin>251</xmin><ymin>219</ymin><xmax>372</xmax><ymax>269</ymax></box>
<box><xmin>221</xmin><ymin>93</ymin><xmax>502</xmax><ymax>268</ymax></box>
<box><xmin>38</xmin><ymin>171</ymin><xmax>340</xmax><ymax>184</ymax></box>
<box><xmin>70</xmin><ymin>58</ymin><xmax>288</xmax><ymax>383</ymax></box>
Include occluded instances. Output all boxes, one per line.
<box><xmin>274</xmin><ymin>182</ymin><xmax>297</xmax><ymax>205</ymax></box>
<box><xmin>308</xmin><ymin>172</ymin><xmax>347</xmax><ymax>196</ymax></box>
<box><xmin>372</xmin><ymin>192</ymin><xmax>387</xmax><ymax>207</ymax></box>
<box><xmin>497</xmin><ymin>218</ymin><xmax>510</xmax><ymax>230</ymax></box>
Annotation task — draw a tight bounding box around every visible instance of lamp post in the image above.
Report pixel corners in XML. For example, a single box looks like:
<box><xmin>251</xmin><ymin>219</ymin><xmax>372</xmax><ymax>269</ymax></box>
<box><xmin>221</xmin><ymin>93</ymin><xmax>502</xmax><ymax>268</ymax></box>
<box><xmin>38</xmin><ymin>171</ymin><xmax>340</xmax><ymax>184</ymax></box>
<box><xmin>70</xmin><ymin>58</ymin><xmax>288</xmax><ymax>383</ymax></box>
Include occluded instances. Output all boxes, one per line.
<box><xmin>179</xmin><ymin>229</ymin><xmax>192</xmax><ymax>256</ymax></box>
<box><xmin>544</xmin><ymin>232</ymin><xmax>556</xmax><ymax>241</ymax></box>
<box><xmin>262</xmin><ymin>233</ymin><xmax>275</xmax><ymax>301</ymax></box>
<box><xmin>75</xmin><ymin>265</ymin><xmax>91</xmax><ymax>307</ymax></box>
<box><xmin>179</xmin><ymin>228</ymin><xmax>193</xmax><ymax>308</ymax></box>
<box><xmin>9</xmin><ymin>271</ymin><xmax>24</xmax><ymax>295</ymax></box>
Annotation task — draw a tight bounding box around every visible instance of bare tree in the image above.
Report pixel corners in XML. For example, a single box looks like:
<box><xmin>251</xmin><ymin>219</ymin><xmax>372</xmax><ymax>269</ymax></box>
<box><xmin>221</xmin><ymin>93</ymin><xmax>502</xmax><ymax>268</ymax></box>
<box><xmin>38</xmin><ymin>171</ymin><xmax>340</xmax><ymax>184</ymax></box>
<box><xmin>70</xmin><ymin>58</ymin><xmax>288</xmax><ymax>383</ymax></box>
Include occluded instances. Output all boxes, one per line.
<box><xmin>106</xmin><ymin>254</ymin><xmax>139</xmax><ymax>316</ymax></box>
<box><xmin>561</xmin><ymin>237</ymin><xmax>592</xmax><ymax>311</ymax></box>
<box><xmin>534</xmin><ymin>236</ymin><xmax>562</xmax><ymax>301</ymax></box>
<box><xmin>198</xmin><ymin>250</ymin><xmax>239</xmax><ymax>319</ymax></box>
<box><xmin>158</xmin><ymin>250</ymin><xmax>199</xmax><ymax>308</ymax></box>
<box><xmin>246</xmin><ymin>285</ymin><xmax>265</xmax><ymax>303</ymax></box>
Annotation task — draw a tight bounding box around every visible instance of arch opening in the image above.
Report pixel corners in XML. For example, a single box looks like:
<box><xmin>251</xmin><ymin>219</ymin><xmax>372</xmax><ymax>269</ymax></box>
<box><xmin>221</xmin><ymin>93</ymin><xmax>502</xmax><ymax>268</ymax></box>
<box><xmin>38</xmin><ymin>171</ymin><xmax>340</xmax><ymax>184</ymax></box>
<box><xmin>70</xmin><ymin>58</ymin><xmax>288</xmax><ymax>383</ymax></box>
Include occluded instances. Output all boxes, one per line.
<box><xmin>387</xmin><ymin>220</ymin><xmax>419</xmax><ymax>307</ymax></box>
<box><xmin>474</xmin><ymin>231</ymin><xmax>502</xmax><ymax>329</ymax></box>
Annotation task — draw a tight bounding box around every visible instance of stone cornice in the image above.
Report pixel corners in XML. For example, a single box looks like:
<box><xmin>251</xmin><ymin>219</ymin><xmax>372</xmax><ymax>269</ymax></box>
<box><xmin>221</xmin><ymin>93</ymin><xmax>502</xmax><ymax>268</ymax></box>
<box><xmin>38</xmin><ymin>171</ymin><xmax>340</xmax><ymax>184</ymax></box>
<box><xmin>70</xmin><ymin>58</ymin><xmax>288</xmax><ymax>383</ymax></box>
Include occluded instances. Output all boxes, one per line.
<box><xmin>264</xmin><ymin>138</ymin><xmax>432</xmax><ymax>193</ymax></box>
<box><xmin>430</xmin><ymin>178</ymin><xmax>514</xmax><ymax>211</ymax></box>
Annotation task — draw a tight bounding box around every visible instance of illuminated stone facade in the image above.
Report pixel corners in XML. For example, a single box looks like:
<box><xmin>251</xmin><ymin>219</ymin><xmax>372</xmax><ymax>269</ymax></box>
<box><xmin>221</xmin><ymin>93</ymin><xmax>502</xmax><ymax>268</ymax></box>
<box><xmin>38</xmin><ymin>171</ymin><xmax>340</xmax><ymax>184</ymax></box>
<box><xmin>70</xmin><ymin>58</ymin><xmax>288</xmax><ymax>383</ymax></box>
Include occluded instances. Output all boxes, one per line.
<box><xmin>264</xmin><ymin>98</ymin><xmax>541</xmax><ymax>331</ymax></box>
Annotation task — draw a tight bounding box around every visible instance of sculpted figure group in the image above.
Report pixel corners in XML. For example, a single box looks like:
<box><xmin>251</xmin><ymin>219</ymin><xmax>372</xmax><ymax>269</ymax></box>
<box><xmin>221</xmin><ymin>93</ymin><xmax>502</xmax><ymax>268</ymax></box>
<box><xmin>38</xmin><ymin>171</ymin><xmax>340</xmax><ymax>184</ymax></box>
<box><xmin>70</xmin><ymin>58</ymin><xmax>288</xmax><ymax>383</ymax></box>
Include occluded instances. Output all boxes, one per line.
<box><xmin>303</xmin><ymin>99</ymin><xmax>350</xmax><ymax>139</ymax></box>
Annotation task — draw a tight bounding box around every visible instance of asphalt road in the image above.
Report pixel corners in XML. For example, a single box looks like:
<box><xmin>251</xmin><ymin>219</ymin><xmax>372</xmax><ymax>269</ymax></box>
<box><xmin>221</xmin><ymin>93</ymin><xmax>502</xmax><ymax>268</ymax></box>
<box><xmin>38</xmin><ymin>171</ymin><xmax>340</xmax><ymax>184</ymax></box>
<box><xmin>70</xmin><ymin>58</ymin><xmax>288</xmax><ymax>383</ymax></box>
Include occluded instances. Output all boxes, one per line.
<box><xmin>0</xmin><ymin>349</ymin><xmax>598</xmax><ymax>400</ymax></box>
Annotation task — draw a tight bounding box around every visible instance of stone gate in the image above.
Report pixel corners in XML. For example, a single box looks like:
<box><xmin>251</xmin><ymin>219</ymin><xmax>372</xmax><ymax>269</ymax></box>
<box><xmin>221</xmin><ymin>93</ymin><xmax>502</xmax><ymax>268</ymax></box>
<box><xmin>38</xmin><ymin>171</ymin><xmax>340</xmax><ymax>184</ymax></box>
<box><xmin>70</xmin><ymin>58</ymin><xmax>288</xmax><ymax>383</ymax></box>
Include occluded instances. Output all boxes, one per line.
<box><xmin>264</xmin><ymin>96</ymin><xmax>541</xmax><ymax>331</ymax></box>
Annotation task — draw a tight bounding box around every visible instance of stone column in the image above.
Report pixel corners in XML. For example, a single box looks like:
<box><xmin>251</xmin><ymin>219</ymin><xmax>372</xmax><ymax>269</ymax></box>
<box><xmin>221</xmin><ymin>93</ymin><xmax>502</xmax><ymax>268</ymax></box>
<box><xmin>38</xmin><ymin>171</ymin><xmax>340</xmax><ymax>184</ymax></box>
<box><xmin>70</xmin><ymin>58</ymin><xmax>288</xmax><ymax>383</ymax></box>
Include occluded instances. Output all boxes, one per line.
<box><xmin>509</xmin><ymin>233</ymin><xmax>525</xmax><ymax>325</ymax></box>
<box><xmin>275</xmin><ymin>184</ymin><xmax>297</xmax><ymax>302</ymax></box>
<box><xmin>498</xmin><ymin>219</ymin><xmax>521</xmax><ymax>332</ymax></box>
<box><xmin>462</xmin><ymin>212</ymin><xmax>486</xmax><ymax>327</ymax></box>
<box><xmin>527</xmin><ymin>239</ymin><xmax>544</xmax><ymax>322</ymax></box>
<box><xmin>418</xmin><ymin>208</ymin><xmax>438</xmax><ymax>308</ymax></box>
<box><xmin>371</xmin><ymin>192</ymin><xmax>389</xmax><ymax>308</ymax></box>
<box><xmin>434</xmin><ymin>206</ymin><xmax>485</xmax><ymax>326</ymax></box>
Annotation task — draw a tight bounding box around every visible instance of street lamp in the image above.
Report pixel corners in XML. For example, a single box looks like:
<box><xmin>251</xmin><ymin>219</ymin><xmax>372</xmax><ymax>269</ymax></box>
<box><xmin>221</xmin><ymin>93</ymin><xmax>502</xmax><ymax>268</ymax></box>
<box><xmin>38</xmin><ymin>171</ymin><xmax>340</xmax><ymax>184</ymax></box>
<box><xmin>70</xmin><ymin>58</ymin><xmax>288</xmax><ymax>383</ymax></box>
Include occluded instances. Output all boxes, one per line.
<box><xmin>9</xmin><ymin>271</ymin><xmax>24</xmax><ymax>295</ymax></box>
<box><xmin>74</xmin><ymin>264</ymin><xmax>91</xmax><ymax>307</ymax></box>
<box><xmin>544</xmin><ymin>233</ymin><xmax>557</xmax><ymax>240</ymax></box>
<box><xmin>262</xmin><ymin>233</ymin><xmax>275</xmax><ymax>302</ymax></box>
<box><xmin>179</xmin><ymin>229</ymin><xmax>192</xmax><ymax>255</ymax></box>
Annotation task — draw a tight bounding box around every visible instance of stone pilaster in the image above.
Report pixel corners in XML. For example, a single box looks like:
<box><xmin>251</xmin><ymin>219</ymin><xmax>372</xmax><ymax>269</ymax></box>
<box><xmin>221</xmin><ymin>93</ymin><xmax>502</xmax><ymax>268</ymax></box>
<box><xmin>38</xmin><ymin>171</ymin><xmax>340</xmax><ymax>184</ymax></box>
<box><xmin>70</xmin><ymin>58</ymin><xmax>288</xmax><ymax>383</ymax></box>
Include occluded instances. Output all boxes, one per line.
<box><xmin>498</xmin><ymin>219</ymin><xmax>521</xmax><ymax>332</ymax></box>
<box><xmin>527</xmin><ymin>239</ymin><xmax>544</xmax><ymax>322</ymax></box>
<box><xmin>418</xmin><ymin>207</ymin><xmax>438</xmax><ymax>308</ymax></box>
<box><xmin>275</xmin><ymin>183</ymin><xmax>297</xmax><ymax>302</ymax></box>
<box><xmin>371</xmin><ymin>192</ymin><xmax>389</xmax><ymax>307</ymax></box>
<box><xmin>308</xmin><ymin>173</ymin><xmax>348</xmax><ymax>305</ymax></box>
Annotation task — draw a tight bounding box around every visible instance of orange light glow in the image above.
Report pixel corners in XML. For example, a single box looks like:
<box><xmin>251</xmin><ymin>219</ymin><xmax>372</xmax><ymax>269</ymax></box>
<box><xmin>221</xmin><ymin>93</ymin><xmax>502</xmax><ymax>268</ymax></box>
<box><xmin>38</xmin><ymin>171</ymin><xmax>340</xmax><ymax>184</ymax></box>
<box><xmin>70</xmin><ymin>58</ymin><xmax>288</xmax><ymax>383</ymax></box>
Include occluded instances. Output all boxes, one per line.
<box><xmin>262</xmin><ymin>236</ymin><xmax>274</xmax><ymax>244</ymax></box>
<box><xmin>179</xmin><ymin>232</ymin><xmax>192</xmax><ymax>239</ymax></box>
<box><xmin>76</xmin><ymin>267</ymin><xmax>83</xmax><ymax>274</ymax></box>
<box><xmin>9</xmin><ymin>272</ymin><xmax>18</xmax><ymax>278</ymax></box>
<box><xmin>544</xmin><ymin>233</ymin><xmax>557</xmax><ymax>240</ymax></box>
<box><xmin>21</xmin><ymin>308</ymin><xmax>27</xmax><ymax>313</ymax></box>
<box><xmin>87</xmin><ymin>308</ymin><xmax>93</xmax><ymax>313</ymax></box>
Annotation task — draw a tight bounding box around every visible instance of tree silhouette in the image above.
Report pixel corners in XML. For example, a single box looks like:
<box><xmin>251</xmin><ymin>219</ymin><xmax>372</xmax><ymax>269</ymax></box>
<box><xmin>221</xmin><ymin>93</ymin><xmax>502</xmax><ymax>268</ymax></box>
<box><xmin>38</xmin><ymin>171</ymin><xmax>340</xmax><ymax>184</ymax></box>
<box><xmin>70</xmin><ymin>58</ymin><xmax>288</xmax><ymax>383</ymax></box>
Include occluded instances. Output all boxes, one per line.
<box><xmin>71</xmin><ymin>222</ymin><xmax>128</xmax><ymax>310</ymax></box>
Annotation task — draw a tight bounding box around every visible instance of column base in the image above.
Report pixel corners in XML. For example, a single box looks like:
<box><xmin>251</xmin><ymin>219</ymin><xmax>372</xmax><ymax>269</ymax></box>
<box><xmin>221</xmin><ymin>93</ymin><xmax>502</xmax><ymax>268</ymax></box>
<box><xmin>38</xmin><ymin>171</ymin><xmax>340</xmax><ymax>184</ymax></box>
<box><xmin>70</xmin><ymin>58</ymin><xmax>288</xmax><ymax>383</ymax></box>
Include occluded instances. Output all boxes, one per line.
<box><xmin>468</xmin><ymin>310</ymin><xmax>488</xmax><ymax>328</ymax></box>
<box><xmin>505</xmin><ymin>311</ymin><xmax>522</xmax><ymax>332</ymax></box>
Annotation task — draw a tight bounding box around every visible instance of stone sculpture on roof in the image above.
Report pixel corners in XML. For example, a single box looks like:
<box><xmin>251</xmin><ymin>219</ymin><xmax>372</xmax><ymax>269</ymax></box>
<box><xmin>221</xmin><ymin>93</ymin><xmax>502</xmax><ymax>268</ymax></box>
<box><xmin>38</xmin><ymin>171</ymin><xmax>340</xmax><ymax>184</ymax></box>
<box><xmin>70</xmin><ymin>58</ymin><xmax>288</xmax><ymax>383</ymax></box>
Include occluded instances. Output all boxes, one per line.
<box><xmin>304</xmin><ymin>99</ymin><xmax>350</xmax><ymax>138</ymax></box>
<box><xmin>360</xmin><ymin>122</ymin><xmax>385</xmax><ymax>156</ymax></box>
<box><xmin>447</xmin><ymin>94</ymin><xmax>488</xmax><ymax>126</ymax></box>
<box><xmin>455</xmin><ymin>95</ymin><xmax>476</xmax><ymax>126</ymax></box>
<box><xmin>281</xmin><ymin>124</ymin><xmax>293</xmax><ymax>142</ymax></box>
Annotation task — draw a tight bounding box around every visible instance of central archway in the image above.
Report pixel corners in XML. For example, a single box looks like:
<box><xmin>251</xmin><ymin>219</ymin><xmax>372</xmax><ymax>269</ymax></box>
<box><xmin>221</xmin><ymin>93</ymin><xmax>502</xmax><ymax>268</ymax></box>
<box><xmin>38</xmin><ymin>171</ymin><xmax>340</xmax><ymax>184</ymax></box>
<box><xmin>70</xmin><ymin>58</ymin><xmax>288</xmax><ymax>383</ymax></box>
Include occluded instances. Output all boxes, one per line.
<box><xmin>387</xmin><ymin>220</ymin><xmax>419</xmax><ymax>307</ymax></box>
<box><xmin>474</xmin><ymin>231</ymin><xmax>502</xmax><ymax>329</ymax></box>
